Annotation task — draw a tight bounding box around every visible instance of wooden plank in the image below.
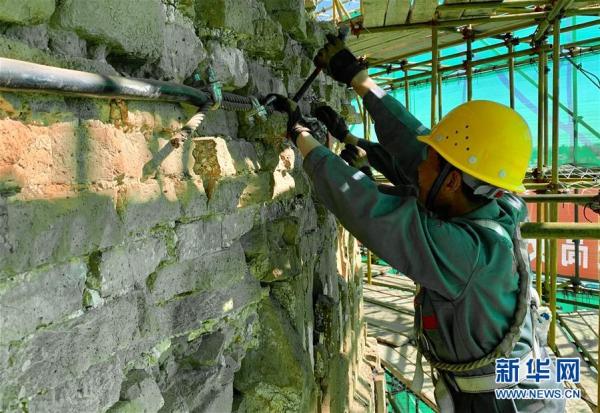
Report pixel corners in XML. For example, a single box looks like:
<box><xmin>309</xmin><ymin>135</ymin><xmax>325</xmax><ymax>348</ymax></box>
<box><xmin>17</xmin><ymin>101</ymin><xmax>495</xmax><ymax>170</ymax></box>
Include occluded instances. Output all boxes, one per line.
<box><xmin>409</xmin><ymin>0</ymin><xmax>438</xmax><ymax>23</ymax></box>
<box><xmin>364</xmin><ymin>302</ymin><xmax>414</xmax><ymax>334</ymax></box>
<box><xmin>554</xmin><ymin>322</ymin><xmax>597</xmax><ymax>411</ymax></box>
<box><xmin>368</xmin><ymin>325</ymin><xmax>413</xmax><ymax>346</ymax></box>
<box><xmin>362</xmin><ymin>0</ymin><xmax>388</xmax><ymax>28</ymax></box>
<box><xmin>384</xmin><ymin>0</ymin><xmax>411</xmax><ymax>26</ymax></box>
<box><xmin>559</xmin><ymin>312</ymin><xmax>599</xmax><ymax>370</ymax></box>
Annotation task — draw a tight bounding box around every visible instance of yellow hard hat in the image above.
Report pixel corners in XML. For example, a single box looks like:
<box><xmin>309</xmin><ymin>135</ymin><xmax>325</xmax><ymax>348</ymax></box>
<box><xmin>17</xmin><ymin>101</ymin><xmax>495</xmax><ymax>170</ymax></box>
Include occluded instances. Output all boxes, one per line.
<box><xmin>417</xmin><ymin>100</ymin><xmax>532</xmax><ymax>193</ymax></box>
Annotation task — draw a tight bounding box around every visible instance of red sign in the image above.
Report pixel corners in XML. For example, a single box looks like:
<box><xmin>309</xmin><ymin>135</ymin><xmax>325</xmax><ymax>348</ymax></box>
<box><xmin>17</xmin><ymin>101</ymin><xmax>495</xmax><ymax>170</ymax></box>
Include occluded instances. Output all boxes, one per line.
<box><xmin>525</xmin><ymin>189</ymin><xmax>599</xmax><ymax>282</ymax></box>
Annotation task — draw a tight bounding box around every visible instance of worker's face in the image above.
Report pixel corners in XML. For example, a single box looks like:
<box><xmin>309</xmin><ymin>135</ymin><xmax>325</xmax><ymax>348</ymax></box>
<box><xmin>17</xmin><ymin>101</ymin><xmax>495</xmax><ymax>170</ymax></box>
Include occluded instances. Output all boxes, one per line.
<box><xmin>417</xmin><ymin>146</ymin><xmax>462</xmax><ymax>212</ymax></box>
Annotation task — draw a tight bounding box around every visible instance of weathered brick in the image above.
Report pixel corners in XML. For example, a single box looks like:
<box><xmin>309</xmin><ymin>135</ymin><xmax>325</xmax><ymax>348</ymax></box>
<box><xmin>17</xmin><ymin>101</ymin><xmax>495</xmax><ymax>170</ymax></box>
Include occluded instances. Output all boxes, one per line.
<box><xmin>98</xmin><ymin>233</ymin><xmax>169</xmax><ymax>298</ymax></box>
<box><xmin>0</xmin><ymin>259</ymin><xmax>86</xmax><ymax>343</ymax></box>
<box><xmin>175</xmin><ymin>216</ymin><xmax>222</xmax><ymax>262</ymax></box>
<box><xmin>53</xmin><ymin>0</ymin><xmax>164</xmax><ymax>60</ymax></box>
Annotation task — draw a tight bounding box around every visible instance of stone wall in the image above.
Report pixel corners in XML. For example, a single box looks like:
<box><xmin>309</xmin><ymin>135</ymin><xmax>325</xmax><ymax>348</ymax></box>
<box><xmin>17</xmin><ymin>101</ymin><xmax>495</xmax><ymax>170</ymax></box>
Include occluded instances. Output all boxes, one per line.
<box><xmin>0</xmin><ymin>1</ymin><xmax>371</xmax><ymax>412</ymax></box>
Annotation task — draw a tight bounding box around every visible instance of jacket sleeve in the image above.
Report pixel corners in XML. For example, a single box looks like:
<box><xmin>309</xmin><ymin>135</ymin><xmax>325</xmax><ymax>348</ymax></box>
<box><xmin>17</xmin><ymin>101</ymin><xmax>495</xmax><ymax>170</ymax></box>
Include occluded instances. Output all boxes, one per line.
<box><xmin>363</xmin><ymin>86</ymin><xmax>430</xmax><ymax>185</ymax></box>
<box><xmin>354</xmin><ymin>139</ymin><xmax>415</xmax><ymax>188</ymax></box>
<box><xmin>304</xmin><ymin>145</ymin><xmax>478</xmax><ymax>300</ymax></box>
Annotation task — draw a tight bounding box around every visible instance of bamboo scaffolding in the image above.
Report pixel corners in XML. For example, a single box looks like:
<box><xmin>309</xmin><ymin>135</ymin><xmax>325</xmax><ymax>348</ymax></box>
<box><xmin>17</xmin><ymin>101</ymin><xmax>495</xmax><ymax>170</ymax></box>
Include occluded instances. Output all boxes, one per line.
<box><xmin>431</xmin><ymin>27</ymin><xmax>438</xmax><ymax>126</ymax></box>
<box><xmin>521</xmin><ymin>193</ymin><xmax>599</xmax><ymax>203</ymax></box>
<box><xmin>520</xmin><ymin>223</ymin><xmax>600</xmax><ymax>239</ymax></box>
<box><xmin>370</xmin><ymin>20</ymin><xmax>600</xmax><ymax>79</ymax></box>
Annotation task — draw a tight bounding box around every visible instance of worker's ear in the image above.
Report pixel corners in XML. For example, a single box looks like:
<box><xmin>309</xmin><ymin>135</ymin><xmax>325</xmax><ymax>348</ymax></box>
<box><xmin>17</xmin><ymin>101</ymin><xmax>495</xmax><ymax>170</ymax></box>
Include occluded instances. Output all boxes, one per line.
<box><xmin>444</xmin><ymin>169</ymin><xmax>463</xmax><ymax>193</ymax></box>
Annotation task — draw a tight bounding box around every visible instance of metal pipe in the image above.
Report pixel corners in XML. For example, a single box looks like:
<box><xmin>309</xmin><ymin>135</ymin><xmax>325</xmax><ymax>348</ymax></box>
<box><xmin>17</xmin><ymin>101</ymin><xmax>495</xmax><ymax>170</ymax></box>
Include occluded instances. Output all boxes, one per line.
<box><xmin>404</xmin><ymin>67</ymin><xmax>410</xmax><ymax>110</ymax></box>
<box><xmin>438</xmin><ymin>72</ymin><xmax>443</xmax><ymax>120</ymax></box>
<box><xmin>520</xmin><ymin>223</ymin><xmax>600</xmax><ymax>239</ymax></box>
<box><xmin>466</xmin><ymin>29</ymin><xmax>473</xmax><ymax>101</ymax></box>
<box><xmin>543</xmin><ymin>48</ymin><xmax>549</xmax><ymax>167</ymax></box>
<box><xmin>548</xmin><ymin>17</ymin><xmax>562</xmax><ymax>351</ymax></box>
<box><xmin>520</xmin><ymin>193</ymin><xmax>599</xmax><ymax>203</ymax></box>
<box><xmin>366</xmin><ymin>11</ymin><xmax>548</xmax><ymax>33</ymax></box>
<box><xmin>535</xmin><ymin>203</ymin><xmax>543</xmax><ymax>298</ymax></box>
<box><xmin>431</xmin><ymin>27</ymin><xmax>438</xmax><ymax>127</ymax></box>
<box><xmin>379</xmin><ymin>39</ymin><xmax>600</xmax><ymax>89</ymax></box>
<box><xmin>533</xmin><ymin>0</ymin><xmax>576</xmax><ymax>42</ymax></box>
<box><xmin>0</xmin><ymin>57</ymin><xmax>210</xmax><ymax>108</ymax></box>
<box><xmin>537</xmin><ymin>42</ymin><xmax>546</xmax><ymax>178</ymax></box>
<box><xmin>525</xmin><ymin>181</ymin><xmax>600</xmax><ymax>190</ymax></box>
<box><xmin>508</xmin><ymin>41</ymin><xmax>515</xmax><ymax>108</ymax></box>
<box><xmin>436</xmin><ymin>0</ymin><xmax>549</xmax><ymax>11</ymax></box>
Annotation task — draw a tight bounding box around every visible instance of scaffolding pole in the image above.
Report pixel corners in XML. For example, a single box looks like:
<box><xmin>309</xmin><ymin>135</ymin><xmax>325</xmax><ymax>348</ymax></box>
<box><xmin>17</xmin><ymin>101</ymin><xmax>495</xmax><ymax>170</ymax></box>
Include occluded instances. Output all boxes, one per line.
<box><xmin>521</xmin><ymin>193</ymin><xmax>599</xmax><ymax>203</ymax></box>
<box><xmin>361</xmin><ymin>99</ymin><xmax>373</xmax><ymax>285</ymax></box>
<box><xmin>548</xmin><ymin>17</ymin><xmax>563</xmax><ymax>351</ymax></box>
<box><xmin>465</xmin><ymin>27</ymin><xmax>473</xmax><ymax>101</ymax></box>
<box><xmin>403</xmin><ymin>64</ymin><xmax>410</xmax><ymax>110</ymax></box>
<box><xmin>431</xmin><ymin>27</ymin><xmax>438</xmax><ymax>127</ymax></box>
<box><xmin>508</xmin><ymin>40</ymin><xmax>515</xmax><ymax>109</ymax></box>
<box><xmin>520</xmin><ymin>223</ymin><xmax>600</xmax><ymax>239</ymax></box>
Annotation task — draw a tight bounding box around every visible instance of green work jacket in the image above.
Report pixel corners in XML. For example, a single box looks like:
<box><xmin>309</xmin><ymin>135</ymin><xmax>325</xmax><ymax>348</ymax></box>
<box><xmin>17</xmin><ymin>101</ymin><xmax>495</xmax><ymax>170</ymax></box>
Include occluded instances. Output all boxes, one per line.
<box><xmin>302</xmin><ymin>87</ymin><xmax>565</xmax><ymax>412</ymax></box>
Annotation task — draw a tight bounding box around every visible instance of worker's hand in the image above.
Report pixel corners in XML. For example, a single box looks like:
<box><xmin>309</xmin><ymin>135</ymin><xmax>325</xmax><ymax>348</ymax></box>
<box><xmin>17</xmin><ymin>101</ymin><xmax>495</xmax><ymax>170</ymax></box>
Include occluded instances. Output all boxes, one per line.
<box><xmin>340</xmin><ymin>144</ymin><xmax>374</xmax><ymax>180</ymax></box>
<box><xmin>313</xmin><ymin>33</ymin><xmax>367</xmax><ymax>86</ymax></box>
<box><xmin>314</xmin><ymin>105</ymin><xmax>349</xmax><ymax>142</ymax></box>
<box><xmin>264</xmin><ymin>94</ymin><xmax>311</xmax><ymax>145</ymax></box>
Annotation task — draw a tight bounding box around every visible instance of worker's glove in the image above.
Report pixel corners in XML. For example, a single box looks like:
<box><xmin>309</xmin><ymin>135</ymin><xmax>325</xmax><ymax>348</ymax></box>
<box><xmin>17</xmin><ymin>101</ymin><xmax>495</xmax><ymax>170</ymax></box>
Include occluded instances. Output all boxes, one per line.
<box><xmin>340</xmin><ymin>144</ymin><xmax>374</xmax><ymax>180</ymax></box>
<box><xmin>313</xmin><ymin>34</ymin><xmax>367</xmax><ymax>86</ymax></box>
<box><xmin>264</xmin><ymin>94</ymin><xmax>311</xmax><ymax>145</ymax></box>
<box><xmin>314</xmin><ymin>105</ymin><xmax>349</xmax><ymax>142</ymax></box>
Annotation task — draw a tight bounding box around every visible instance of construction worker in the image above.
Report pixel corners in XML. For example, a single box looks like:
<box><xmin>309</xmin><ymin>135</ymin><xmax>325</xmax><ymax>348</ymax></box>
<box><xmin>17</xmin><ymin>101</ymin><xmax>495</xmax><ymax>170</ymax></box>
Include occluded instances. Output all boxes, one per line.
<box><xmin>267</xmin><ymin>35</ymin><xmax>566</xmax><ymax>412</ymax></box>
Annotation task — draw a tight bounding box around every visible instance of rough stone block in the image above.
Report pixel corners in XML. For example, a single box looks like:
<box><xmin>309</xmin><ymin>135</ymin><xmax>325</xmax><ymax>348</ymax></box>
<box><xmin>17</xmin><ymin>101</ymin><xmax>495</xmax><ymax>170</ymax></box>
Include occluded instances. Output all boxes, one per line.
<box><xmin>48</xmin><ymin>28</ymin><xmax>87</xmax><ymax>57</ymax></box>
<box><xmin>53</xmin><ymin>0</ymin><xmax>164</xmax><ymax>60</ymax></box>
<box><xmin>1</xmin><ymin>190</ymin><xmax>123</xmax><ymax>274</ymax></box>
<box><xmin>243</xmin><ymin>60</ymin><xmax>287</xmax><ymax>98</ymax></box>
<box><xmin>117</xmin><ymin>178</ymin><xmax>182</xmax><ymax>235</ymax></box>
<box><xmin>272</xmin><ymin>170</ymin><xmax>297</xmax><ymax>199</ymax></box>
<box><xmin>150</xmin><ymin>242</ymin><xmax>247</xmax><ymax>303</ymax></box>
<box><xmin>221</xmin><ymin>207</ymin><xmax>258</xmax><ymax>247</ymax></box>
<box><xmin>135</xmin><ymin>9</ymin><xmax>206</xmax><ymax>83</ymax></box>
<box><xmin>0</xmin><ymin>259</ymin><xmax>86</xmax><ymax>343</ymax></box>
<box><xmin>207</xmin><ymin>42</ymin><xmax>249</xmax><ymax>90</ymax></box>
<box><xmin>107</xmin><ymin>369</ymin><xmax>164</xmax><ymax>413</ymax></box>
<box><xmin>195</xmin><ymin>109</ymin><xmax>238</xmax><ymax>140</ymax></box>
<box><xmin>234</xmin><ymin>297</ymin><xmax>317</xmax><ymax>412</ymax></box>
<box><xmin>0</xmin><ymin>293</ymin><xmax>139</xmax><ymax>403</ymax></box>
<box><xmin>175</xmin><ymin>178</ymin><xmax>209</xmax><ymax>219</ymax></box>
<box><xmin>4</xmin><ymin>24</ymin><xmax>49</xmax><ymax>50</ymax></box>
<box><xmin>192</xmin><ymin>137</ymin><xmax>237</xmax><ymax>180</ymax></box>
<box><xmin>194</xmin><ymin>0</ymin><xmax>264</xmax><ymax>35</ymax></box>
<box><xmin>98</xmin><ymin>233</ymin><xmax>169</xmax><ymax>298</ymax></box>
<box><xmin>27</xmin><ymin>357</ymin><xmax>123</xmax><ymax>413</ymax></box>
<box><xmin>148</xmin><ymin>272</ymin><xmax>262</xmax><ymax>340</ymax></box>
<box><xmin>263</xmin><ymin>0</ymin><xmax>307</xmax><ymax>42</ymax></box>
<box><xmin>240</xmin><ymin>17</ymin><xmax>285</xmax><ymax>60</ymax></box>
<box><xmin>83</xmin><ymin>120</ymin><xmax>152</xmax><ymax>183</ymax></box>
<box><xmin>0</xmin><ymin>0</ymin><xmax>55</xmax><ymax>24</ymax></box>
<box><xmin>175</xmin><ymin>216</ymin><xmax>222</xmax><ymax>262</ymax></box>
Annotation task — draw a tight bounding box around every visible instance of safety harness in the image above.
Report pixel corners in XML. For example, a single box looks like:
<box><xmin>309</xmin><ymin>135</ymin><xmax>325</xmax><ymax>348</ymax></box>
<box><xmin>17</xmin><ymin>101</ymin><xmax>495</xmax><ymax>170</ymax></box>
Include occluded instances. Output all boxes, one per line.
<box><xmin>411</xmin><ymin>212</ymin><xmax>542</xmax><ymax>406</ymax></box>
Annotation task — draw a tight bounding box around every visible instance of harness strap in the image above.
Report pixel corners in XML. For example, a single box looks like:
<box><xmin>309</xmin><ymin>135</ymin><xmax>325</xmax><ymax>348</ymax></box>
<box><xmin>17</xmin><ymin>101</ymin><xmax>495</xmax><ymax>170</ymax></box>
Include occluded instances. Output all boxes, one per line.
<box><xmin>415</xmin><ymin>218</ymin><xmax>533</xmax><ymax>373</ymax></box>
<box><xmin>453</xmin><ymin>350</ymin><xmax>534</xmax><ymax>393</ymax></box>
